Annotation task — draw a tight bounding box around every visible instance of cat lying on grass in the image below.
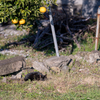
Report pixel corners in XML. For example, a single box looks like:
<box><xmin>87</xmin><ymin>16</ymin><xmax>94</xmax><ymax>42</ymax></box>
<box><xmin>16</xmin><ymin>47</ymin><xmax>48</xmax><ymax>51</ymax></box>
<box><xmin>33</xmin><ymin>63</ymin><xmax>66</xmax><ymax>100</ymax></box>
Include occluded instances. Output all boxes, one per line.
<box><xmin>24</xmin><ymin>72</ymin><xmax>47</xmax><ymax>81</ymax></box>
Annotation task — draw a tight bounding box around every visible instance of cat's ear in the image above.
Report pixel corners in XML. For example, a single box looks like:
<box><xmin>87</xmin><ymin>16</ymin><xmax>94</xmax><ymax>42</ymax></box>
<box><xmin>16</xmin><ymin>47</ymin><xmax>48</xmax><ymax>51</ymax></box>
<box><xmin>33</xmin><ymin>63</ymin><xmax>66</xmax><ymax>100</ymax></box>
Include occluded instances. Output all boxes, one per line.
<box><xmin>44</xmin><ymin>74</ymin><xmax>47</xmax><ymax>77</ymax></box>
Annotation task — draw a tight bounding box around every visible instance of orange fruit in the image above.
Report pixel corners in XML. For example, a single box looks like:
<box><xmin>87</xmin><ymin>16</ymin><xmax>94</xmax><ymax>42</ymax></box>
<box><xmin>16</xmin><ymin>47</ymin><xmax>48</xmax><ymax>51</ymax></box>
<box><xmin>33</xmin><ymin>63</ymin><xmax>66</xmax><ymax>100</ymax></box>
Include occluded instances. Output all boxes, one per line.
<box><xmin>39</xmin><ymin>7</ymin><xmax>46</xmax><ymax>13</ymax></box>
<box><xmin>12</xmin><ymin>19</ymin><xmax>18</xmax><ymax>24</ymax></box>
<box><xmin>19</xmin><ymin>19</ymin><xmax>25</xmax><ymax>25</ymax></box>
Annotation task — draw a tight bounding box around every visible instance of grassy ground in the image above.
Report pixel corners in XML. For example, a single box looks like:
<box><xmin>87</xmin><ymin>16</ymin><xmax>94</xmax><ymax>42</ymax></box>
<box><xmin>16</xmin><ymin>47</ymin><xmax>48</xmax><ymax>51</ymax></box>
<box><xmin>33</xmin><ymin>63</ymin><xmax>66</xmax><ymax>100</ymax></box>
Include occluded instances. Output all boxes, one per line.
<box><xmin>0</xmin><ymin>31</ymin><xmax>97</xmax><ymax>60</ymax></box>
<box><xmin>0</xmin><ymin>18</ymin><xmax>100</xmax><ymax>100</ymax></box>
<box><xmin>0</xmin><ymin>71</ymin><xmax>100</xmax><ymax>100</ymax></box>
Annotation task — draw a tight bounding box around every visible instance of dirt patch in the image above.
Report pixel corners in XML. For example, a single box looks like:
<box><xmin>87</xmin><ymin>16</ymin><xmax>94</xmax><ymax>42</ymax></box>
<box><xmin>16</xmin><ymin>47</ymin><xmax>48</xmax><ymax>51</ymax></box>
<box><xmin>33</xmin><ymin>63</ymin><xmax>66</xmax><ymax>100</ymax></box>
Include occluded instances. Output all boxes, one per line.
<box><xmin>81</xmin><ymin>75</ymin><xmax>100</xmax><ymax>85</ymax></box>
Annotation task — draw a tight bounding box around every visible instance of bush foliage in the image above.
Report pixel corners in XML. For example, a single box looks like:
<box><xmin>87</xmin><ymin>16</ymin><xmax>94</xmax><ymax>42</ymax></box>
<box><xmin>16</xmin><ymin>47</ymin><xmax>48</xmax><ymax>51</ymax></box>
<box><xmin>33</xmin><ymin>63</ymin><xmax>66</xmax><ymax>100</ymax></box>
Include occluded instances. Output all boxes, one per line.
<box><xmin>0</xmin><ymin>0</ymin><xmax>56</xmax><ymax>28</ymax></box>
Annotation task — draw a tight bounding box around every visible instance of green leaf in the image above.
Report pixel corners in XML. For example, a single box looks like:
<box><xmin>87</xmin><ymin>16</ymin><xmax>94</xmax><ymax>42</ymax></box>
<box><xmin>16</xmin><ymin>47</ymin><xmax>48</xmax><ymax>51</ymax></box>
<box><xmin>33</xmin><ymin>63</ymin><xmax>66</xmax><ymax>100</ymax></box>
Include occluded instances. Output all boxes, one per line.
<box><xmin>0</xmin><ymin>0</ymin><xmax>56</xmax><ymax>28</ymax></box>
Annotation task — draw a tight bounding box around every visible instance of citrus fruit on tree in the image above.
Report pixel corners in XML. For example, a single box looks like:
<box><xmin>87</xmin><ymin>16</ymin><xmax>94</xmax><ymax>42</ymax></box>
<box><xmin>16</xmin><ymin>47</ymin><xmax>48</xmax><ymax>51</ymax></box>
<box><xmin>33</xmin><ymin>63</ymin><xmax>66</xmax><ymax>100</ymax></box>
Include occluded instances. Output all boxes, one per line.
<box><xmin>12</xmin><ymin>19</ymin><xmax>18</xmax><ymax>24</ymax></box>
<box><xmin>19</xmin><ymin>19</ymin><xmax>25</xmax><ymax>25</ymax></box>
<box><xmin>39</xmin><ymin>7</ymin><xmax>46</xmax><ymax>13</ymax></box>
<box><xmin>0</xmin><ymin>0</ymin><xmax>56</xmax><ymax>29</ymax></box>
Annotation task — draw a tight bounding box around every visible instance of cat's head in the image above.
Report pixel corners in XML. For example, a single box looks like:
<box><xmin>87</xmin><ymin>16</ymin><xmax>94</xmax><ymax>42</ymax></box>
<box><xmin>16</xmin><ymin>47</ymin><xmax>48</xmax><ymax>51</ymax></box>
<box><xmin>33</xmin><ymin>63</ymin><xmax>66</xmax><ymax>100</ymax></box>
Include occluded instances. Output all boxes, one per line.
<box><xmin>41</xmin><ymin>74</ymin><xmax>47</xmax><ymax>81</ymax></box>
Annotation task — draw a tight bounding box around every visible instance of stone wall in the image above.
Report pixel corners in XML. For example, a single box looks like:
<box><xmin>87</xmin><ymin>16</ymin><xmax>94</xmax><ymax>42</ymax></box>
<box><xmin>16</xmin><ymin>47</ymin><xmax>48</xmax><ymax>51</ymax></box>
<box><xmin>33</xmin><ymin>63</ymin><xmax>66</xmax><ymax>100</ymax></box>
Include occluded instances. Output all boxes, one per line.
<box><xmin>56</xmin><ymin>0</ymin><xmax>100</xmax><ymax>18</ymax></box>
<box><xmin>82</xmin><ymin>0</ymin><xmax>100</xmax><ymax>18</ymax></box>
<box><xmin>56</xmin><ymin>0</ymin><xmax>83</xmax><ymax>5</ymax></box>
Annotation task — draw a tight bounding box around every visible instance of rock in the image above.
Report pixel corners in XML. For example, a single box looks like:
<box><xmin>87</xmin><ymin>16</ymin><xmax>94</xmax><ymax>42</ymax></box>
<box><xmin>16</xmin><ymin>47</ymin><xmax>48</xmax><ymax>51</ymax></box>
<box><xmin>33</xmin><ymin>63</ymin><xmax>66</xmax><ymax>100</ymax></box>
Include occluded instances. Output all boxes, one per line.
<box><xmin>43</xmin><ymin>56</ymin><xmax>71</xmax><ymax>68</ymax></box>
<box><xmin>32</xmin><ymin>61</ymin><xmax>49</xmax><ymax>73</ymax></box>
<box><xmin>0</xmin><ymin>24</ymin><xmax>26</xmax><ymax>36</ymax></box>
<box><xmin>0</xmin><ymin>50</ymin><xmax>29</xmax><ymax>58</ymax></box>
<box><xmin>11</xmin><ymin>67</ymin><xmax>35</xmax><ymax>79</ymax></box>
<box><xmin>22</xmin><ymin>68</ymin><xmax>34</xmax><ymax>73</ymax></box>
<box><xmin>9</xmin><ymin>67</ymin><xmax>34</xmax><ymax>80</ymax></box>
<box><xmin>84</xmin><ymin>52</ymin><xmax>100</xmax><ymax>64</ymax></box>
<box><xmin>74</xmin><ymin>51</ymin><xmax>100</xmax><ymax>64</ymax></box>
<box><xmin>50</xmin><ymin>66</ymin><xmax>61</xmax><ymax>73</ymax></box>
<box><xmin>61</xmin><ymin>66</ymin><xmax>69</xmax><ymax>73</ymax></box>
<box><xmin>74</xmin><ymin>52</ymin><xmax>84</xmax><ymax>61</ymax></box>
<box><xmin>50</xmin><ymin>66</ymin><xmax>69</xmax><ymax>73</ymax></box>
<box><xmin>0</xmin><ymin>56</ymin><xmax>26</xmax><ymax>75</ymax></box>
<box><xmin>11</xmin><ymin>75</ymin><xmax>17</xmax><ymax>79</ymax></box>
<box><xmin>16</xmin><ymin>71</ymin><xmax>22</xmax><ymax>79</ymax></box>
<box><xmin>43</xmin><ymin>56</ymin><xmax>71</xmax><ymax>73</ymax></box>
<box><xmin>1</xmin><ymin>77</ymin><xmax>7</xmax><ymax>83</ymax></box>
<box><xmin>15</xmin><ymin>68</ymin><xmax>35</xmax><ymax>79</ymax></box>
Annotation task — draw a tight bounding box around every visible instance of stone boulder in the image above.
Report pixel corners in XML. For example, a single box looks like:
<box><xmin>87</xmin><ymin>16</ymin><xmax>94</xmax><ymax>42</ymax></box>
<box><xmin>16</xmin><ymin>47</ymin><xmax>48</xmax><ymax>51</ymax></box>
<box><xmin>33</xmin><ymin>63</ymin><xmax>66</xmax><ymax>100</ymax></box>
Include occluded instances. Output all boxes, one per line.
<box><xmin>50</xmin><ymin>66</ymin><xmax>61</xmax><ymax>73</ymax></box>
<box><xmin>0</xmin><ymin>24</ymin><xmax>26</xmax><ymax>36</ymax></box>
<box><xmin>74</xmin><ymin>51</ymin><xmax>100</xmax><ymax>64</ymax></box>
<box><xmin>43</xmin><ymin>56</ymin><xmax>72</xmax><ymax>72</ymax></box>
<box><xmin>32</xmin><ymin>61</ymin><xmax>49</xmax><ymax>73</ymax></box>
<box><xmin>0</xmin><ymin>56</ymin><xmax>26</xmax><ymax>75</ymax></box>
<box><xmin>85</xmin><ymin>51</ymin><xmax>100</xmax><ymax>64</ymax></box>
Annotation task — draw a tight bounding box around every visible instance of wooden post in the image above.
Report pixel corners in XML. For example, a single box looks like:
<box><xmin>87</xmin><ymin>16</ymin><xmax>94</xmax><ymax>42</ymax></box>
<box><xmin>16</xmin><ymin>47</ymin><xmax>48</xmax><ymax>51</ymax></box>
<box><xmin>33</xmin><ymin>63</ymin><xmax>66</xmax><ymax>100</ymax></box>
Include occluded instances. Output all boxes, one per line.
<box><xmin>95</xmin><ymin>6</ymin><xmax>100</xmax><ymax>51</ymax></box>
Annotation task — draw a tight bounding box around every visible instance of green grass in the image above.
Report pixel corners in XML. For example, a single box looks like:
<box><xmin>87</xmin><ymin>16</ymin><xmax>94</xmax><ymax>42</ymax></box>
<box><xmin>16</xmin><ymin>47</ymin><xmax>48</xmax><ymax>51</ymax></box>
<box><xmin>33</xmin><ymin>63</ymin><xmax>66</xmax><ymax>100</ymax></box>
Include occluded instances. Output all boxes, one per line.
<box><xmin>0</xmin><ymin>27</ymin><xmax>98</xmax><ymax>61</ymax></box>
<box><xmin>72</xmin><ymin>35</ymin><xmax>95</xmax><ymax>55</ymax></box>
<box><xmin>0</xmin><ymin>18</ymin><xmax>100</xmax><ymax>100</ymax></box>
<box><xmin>0</xmin><ymin>82</ymin><xmax>100</xmax><ymax>100</ymax></box>
<box><xmin>0</xmin><ymin>54</ymin><xmax>16</xmax><ymax>60</ymax></box>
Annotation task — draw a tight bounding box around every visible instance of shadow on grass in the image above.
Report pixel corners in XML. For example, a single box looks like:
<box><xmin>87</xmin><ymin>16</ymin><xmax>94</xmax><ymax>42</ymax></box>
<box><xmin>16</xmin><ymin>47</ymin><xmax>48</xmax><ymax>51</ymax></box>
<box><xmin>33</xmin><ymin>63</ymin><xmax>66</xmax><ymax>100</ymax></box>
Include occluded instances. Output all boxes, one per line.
<box><xmin>0</xmin><ymin>9</ymin><xmax>96</xmax><ymax>57</ymax></box>
<box><xmin>0</xmin><ymin>22</ymin><xmax>56</xmax><ymax>56</ymax></box>
<box><xmin>0</xmin><ymin>28</ymin><xmax>96</xmax><ymax>57</ymax></box>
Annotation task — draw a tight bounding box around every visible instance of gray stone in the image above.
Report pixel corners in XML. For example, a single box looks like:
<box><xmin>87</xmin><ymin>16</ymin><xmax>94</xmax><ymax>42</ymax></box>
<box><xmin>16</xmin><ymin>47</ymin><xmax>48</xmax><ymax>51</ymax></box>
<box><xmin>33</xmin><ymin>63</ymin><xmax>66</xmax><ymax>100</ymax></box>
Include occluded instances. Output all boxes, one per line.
<box><xmin>50</xmin><ymin>66</ymin><xmax>61</xmax><ymax>73</ymax></box>
<box><xmin>74</xmin><ymin>53</ymin><xmax>83</xmax><ymax>61</ymax></box>
<box><xmin>0</xmin><ymin>24</ymin><xmax>26</xmax><ymax>36</ymax></box>
<box><xmin>74</xmin><ymin>51</ymin><xmax>100</xmax><ymax>64</ymax></box>
<box><xmin>0</xmin><ymin>50</ymin><xmax>28</xmax><ymax>58</ymax></box>
<box><xmin>43</xmin><ymin>56</ymin><xmax>71</xmax><ymax>73</ymax></box>
<box><xmin>84</xmin><ymin>52</ymin><xmax>100</xmax><ymax>64</ymax></box>
<box><xmin>11</xmin><ymin>67</ymin><xmax>35</xmax><ymax>79</ymax></box>
<box><xmin>22</xmin><ymin>68</ymin><xmax>34</xmax><ymax>73</ymax></box>
<box><xmin>16</xmin><ymin>71</ymin><xmax>22</xmax><ymax>79</ymax></box>
<box><xmin>1</xmin><ymin>77</ymin><xmax>7</xmax><ymax>83</ymax></box>
<box><xmin>0</xmin><ymin>56</ymin><xmax>26</xmax><ymax>75</ymax></box>
<box><xmin>82</xmin><ymin>0</ymin><xmax>100</xmax><ymax>18</ymax></box>
<box><xmin>32</xmin><ymin>61</ymin><xmax>49</xmax><ymax>73</ymax></box>
<box><xmin>86</xmin><ymin>53</ymin><xmax>100</xmax><ymax>64</ymax></box>
<box><xmin>11</xmin><ymin>75</ymin><xmax>17</xmax><ymax>79</ymax></box>
<box><xmin>11</xmin><ymin>70</ymin><xmax>26</xmax><ymax>79</ymax></box>
<box><xmin>43</xmin><ymin>56</ymin><xmax>71</xmax><ymax>68</ymax></box>
<box><xmin>56</xmin><ymin>0</ymin><xmax>100</xmax><ymax>18</ymax></box>
<box><xmin>61</xmin><ymin>66</ymin><xmax>69</xmax><ymax>73</ymax></box>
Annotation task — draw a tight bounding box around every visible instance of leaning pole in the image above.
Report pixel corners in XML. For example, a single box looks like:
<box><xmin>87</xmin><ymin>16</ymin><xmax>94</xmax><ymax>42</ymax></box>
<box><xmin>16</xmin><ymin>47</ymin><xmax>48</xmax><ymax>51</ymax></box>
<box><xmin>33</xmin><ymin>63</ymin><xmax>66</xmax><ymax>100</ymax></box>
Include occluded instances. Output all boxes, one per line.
<box><xmin>48</xmin><ymin>4</ymin><xmax>60</xmax><ymax>57</ymax></box>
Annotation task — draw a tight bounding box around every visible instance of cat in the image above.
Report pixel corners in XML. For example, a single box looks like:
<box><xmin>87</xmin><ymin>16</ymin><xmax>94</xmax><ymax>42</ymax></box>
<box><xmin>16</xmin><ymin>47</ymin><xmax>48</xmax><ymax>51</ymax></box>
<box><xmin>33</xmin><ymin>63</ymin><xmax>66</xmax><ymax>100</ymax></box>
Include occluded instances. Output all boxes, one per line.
<box><xmin>24</xmin><ymin>72</ymin><xmax>47</xmax><ymax>81</ymax></box>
